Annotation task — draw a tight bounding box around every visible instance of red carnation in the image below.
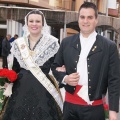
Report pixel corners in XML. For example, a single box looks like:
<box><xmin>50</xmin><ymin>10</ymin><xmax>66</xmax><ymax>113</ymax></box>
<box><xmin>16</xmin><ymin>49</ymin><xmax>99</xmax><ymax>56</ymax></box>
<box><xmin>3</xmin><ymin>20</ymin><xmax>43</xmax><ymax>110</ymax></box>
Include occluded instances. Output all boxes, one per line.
<box><xmin>0</xmin><ymin>68</ymin><xmax>17</xmax><ymax>82</ymax></box>
<box><xmin>104</xmin><ymin>103</ymin><xmax>109</xmax><ymax>110</ymax></box>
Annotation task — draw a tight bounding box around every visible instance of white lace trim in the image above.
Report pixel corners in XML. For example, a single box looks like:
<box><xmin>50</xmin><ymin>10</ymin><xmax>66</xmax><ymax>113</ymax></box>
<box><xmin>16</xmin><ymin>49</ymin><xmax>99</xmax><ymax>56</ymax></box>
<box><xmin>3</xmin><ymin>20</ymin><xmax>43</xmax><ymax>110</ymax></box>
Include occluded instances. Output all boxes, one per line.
<box><xmin>10</xmin><ymin>34</ymin><xmax>59</xmax><ymax>69</ymax></box>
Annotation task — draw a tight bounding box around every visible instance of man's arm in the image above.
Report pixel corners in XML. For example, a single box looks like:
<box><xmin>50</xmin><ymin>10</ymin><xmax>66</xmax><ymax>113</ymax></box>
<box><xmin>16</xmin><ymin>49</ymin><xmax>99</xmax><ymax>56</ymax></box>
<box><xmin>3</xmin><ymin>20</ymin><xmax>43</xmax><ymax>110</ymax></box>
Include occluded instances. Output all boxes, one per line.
<box><xmin>108</xmin><ymin>42</ymin><xmax>120</xmax><ymax>119</ymax></box>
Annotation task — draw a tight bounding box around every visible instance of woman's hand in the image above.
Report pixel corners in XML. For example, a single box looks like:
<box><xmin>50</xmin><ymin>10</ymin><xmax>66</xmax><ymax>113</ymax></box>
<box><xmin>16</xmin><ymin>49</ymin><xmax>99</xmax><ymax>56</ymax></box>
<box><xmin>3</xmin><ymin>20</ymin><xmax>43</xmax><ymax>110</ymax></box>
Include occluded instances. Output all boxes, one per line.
<box><xmin>56</xmin><ymin>65</ymin><xmax>66</xmax><ymax>72</ymax></box>
<box><xmin>4</xmin><ymin>83</ymin><xmax>9</xmax><ymax>89</ymax></box>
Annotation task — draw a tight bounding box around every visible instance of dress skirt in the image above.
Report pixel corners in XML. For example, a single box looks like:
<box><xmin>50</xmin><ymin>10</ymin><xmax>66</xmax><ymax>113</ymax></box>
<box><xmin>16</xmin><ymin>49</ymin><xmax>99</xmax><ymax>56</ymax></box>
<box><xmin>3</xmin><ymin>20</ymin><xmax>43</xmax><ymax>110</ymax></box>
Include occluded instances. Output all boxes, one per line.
<box><xmin>3</xmin><ymin>69</ymin><xmax>63</xmax><ymax>120</ymax></box>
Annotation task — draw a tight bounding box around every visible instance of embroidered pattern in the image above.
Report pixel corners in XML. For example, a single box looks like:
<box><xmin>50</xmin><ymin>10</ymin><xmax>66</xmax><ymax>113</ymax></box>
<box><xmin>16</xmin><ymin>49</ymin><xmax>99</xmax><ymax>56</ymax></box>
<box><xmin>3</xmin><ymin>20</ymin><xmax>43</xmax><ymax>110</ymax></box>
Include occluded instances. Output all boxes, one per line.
<box><xmin>12</xmin><ymin>88</ymin><xmax>49</xmax><ymax>120</ymax></box>
<box><xmin>10</xmin><ymin>34</ymin><xmax>59</xmax><ymax>70</ymax></box>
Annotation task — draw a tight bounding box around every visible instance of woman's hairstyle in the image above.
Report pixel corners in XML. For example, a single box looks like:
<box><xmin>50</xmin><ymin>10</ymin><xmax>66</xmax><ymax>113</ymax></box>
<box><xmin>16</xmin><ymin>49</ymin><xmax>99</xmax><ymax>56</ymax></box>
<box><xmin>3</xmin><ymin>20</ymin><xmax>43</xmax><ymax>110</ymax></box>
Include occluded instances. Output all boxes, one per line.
<box><xmin>23</xmin><ymin>9</ymin><xmax>50</xmax><ymax>37</ymax></box>
<box><xmin>26</xmin><ymin>10</ymin><xmax>44</xmax><ymax>26</ymax></box>
<box><xmin>79</xmin><ymin>2</ymin><xmax>98</xmax><ymax>18</ymax></box>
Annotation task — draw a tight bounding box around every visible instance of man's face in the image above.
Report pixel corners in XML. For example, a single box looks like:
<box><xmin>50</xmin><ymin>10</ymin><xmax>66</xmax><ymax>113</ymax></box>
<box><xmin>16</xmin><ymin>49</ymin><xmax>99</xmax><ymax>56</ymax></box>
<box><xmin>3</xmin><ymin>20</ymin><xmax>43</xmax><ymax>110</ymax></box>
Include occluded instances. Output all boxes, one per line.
<box><xmin>14</xmin><ymin>35</ymin><xmax>18</xmax><ymax>39</ymax></box>
<box><xmin>6</xmin><ymin>35</ymin><xmax>11</xmax><ymax>40</ymax></box>
<box><xmin>78</xmin><ymin>8</ymin><xmax>98</xmax><ymax>37</ymax></box>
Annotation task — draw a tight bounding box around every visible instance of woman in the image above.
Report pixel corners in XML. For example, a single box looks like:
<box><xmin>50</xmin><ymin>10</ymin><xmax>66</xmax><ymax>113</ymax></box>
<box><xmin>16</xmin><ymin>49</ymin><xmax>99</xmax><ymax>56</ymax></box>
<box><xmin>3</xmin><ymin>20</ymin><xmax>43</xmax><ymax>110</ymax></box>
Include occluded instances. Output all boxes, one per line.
<box><xmin>3</xmin><ymin>10</ymin><xmax>63</xmax><ymax>120</ymax></box>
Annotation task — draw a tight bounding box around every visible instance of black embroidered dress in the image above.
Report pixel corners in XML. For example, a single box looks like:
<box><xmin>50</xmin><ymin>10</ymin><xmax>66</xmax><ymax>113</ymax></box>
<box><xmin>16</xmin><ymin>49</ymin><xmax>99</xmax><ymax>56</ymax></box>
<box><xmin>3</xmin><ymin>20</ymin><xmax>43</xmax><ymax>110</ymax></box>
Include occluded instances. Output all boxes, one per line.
<box><xmin>3</xmin><ymin>35</ymin><xmax>62</xmax><ymax>120</ymax></box>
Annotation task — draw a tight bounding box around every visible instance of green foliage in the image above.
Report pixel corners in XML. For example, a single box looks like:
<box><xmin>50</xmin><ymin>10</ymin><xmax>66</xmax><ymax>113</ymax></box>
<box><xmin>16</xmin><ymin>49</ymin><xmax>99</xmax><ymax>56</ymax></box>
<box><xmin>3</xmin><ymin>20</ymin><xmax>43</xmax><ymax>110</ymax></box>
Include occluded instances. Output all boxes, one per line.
<box><xmin>0</xmin><ymin>77</ymin><xmax>9</xmax><ymax>86</ymax></box>
<box><xmin>0</xmin><ymin>77</ymin><xmax>9</xmax><ymax>111</ymax></box>
<box><xmin>105</xmin><ymin>110</ymin><xmax>109</xmax><ymax>119</ymax></box>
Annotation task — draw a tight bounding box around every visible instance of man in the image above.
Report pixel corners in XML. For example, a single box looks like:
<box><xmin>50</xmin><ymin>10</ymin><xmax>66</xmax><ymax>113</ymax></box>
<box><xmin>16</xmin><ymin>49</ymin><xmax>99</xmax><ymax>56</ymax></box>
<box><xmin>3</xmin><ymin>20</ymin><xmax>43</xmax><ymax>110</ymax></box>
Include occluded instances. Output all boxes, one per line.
<box><xmin>52</xmin><ymin>2</ymin><xmax>120</xmax><ymax>120</ymax></box>
<box><xmin>2</xmin><ymin>34</ymin><xmax>11</xmax><ymax>68</ymax></box>
<box><xmin>9</xmin><ymin>34</ymin><xmax>18</xmax><ymax>43</ymax></box>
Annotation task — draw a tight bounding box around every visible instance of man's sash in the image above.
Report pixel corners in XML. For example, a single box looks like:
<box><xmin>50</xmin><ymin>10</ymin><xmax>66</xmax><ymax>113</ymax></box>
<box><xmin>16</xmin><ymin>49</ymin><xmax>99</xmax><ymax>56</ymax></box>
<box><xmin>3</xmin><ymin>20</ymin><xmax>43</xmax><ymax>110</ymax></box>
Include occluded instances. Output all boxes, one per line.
<box><xmin>16</xmin><ymin>38</ymin><xmax>63</xmax><ymax>112</ymax></box>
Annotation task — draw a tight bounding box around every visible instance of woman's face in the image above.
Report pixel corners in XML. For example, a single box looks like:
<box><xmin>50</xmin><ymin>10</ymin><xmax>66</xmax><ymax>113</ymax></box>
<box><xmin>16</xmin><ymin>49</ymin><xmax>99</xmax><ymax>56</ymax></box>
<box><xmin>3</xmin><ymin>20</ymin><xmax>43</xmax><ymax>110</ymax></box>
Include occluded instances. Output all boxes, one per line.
<box><xmin>27</xmin><ymin>14</ymin><xmax>43</xmax><ymax>36</ymax></box>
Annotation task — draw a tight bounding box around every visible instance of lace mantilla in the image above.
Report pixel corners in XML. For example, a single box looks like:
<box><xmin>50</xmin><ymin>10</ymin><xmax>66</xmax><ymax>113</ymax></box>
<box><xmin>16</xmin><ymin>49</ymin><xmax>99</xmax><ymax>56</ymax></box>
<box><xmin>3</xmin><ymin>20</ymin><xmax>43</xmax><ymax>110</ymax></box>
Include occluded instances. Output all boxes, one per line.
<box><xmin>23</xmin><ymin>9</ymin><xmax>50</xmax><ymax>38</ymax></box>
<box><xmin>10</xmin><ymin>34</ymin><xmax>59</xmax><ymax>70</ymax></box>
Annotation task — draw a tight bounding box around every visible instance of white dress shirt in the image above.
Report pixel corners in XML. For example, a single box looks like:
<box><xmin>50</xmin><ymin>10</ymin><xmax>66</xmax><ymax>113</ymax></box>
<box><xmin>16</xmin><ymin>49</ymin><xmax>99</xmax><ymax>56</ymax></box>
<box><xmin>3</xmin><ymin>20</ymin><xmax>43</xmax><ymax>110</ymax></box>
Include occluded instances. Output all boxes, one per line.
<box><xmin>77</xmin><ymin>31</ymin><xmax>97</xmax><ymax>104</ymax></box>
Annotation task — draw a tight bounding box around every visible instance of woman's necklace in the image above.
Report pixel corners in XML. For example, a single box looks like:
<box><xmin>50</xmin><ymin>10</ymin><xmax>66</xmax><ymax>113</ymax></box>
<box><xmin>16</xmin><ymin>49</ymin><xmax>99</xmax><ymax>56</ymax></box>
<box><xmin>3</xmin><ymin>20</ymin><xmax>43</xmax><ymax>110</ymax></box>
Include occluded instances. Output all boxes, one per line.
<box><xmin>28</xmin><ymin>35</ymin><xmax>43</xmax><ymax>56</ymax></box>
<box><xmin>28</xmin><ymin>34</ymin><xmax>43</xmax><ymax>51</ymax></box>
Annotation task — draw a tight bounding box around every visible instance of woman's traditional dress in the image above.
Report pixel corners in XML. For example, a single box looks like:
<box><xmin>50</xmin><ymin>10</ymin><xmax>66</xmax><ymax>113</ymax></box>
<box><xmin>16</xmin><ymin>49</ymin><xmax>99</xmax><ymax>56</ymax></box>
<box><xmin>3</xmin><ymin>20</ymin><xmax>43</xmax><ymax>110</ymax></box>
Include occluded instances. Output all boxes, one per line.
<box><xmin>3</xmin><ymin>34</ymin><xmax>63</xmax><ymax>120</ymax></box>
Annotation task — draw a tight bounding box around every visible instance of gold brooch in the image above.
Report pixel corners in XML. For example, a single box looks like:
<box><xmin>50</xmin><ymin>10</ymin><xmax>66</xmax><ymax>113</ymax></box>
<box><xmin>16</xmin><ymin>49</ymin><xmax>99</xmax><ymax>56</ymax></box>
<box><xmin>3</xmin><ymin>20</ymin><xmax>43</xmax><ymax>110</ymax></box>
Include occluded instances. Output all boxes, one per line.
<box><xmin>92</xmin><ymin>46</ymin><xmax>97</xmax><ymax>51</ymax></box>
<box><xmin>29</xmin><ymin>50</ymin><xmax>35</xmax><ymax>56</ymax></box>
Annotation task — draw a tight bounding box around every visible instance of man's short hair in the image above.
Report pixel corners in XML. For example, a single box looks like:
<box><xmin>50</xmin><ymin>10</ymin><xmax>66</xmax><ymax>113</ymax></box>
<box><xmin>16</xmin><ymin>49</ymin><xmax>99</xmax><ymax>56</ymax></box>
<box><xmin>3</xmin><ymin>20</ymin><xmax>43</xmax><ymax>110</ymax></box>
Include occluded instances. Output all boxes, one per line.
<box><xmin>79</xmin><ymin>2</ymin><xmax>98</xmax><ymax>18</ymax></box>
<box><xmin>14</xmin><ymin>34</ymin><xmax>18</xmax><ymax>37</ymax></box>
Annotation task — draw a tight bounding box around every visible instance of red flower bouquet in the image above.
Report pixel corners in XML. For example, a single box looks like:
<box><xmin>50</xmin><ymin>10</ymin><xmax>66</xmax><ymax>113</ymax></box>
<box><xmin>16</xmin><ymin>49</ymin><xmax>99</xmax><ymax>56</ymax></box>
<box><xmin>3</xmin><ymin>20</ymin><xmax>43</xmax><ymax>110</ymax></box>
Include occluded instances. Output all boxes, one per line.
<box><xmin>0</xmin><ymin>68</ymin><xmax>17</xmax><ymax>82</ymax></box>
<box><xmin>0</xmin><ymin>68</ymin><xmax>17</xmax><ymax>112</ymax></box>
<box><xmin>103</xmin><ymin>97</ymin><xmax>109</xmax><ymax>119</ymax></box>
<box><xmin>104</xmin><ymin>103</ymin><xmax>109</xmax><ymax>119</ymax></box>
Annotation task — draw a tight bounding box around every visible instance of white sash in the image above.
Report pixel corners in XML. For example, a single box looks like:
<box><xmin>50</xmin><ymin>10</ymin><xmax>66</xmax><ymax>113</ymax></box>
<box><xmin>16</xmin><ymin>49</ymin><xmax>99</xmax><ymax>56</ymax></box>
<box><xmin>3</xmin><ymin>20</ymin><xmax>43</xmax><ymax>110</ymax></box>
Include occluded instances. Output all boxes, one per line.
<box><xmin>16</xmin><ymin>38</ymin><xmax>63</xmax><ymax>112</ymax></box>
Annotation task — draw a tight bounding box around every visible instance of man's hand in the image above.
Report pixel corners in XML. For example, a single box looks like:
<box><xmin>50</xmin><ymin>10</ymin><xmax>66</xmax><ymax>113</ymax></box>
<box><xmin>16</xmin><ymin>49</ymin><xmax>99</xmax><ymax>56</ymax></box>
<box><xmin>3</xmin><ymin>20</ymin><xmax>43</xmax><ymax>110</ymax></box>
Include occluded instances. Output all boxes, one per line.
<box><xmin>109</xmin><ymin>110</ymin><xmax>117</xmax><ymax>120</ymax></box>
<box><xmin>64</xmin><ymin>73</ymin><xmax>80</xmax><ymax>86</ymax></box>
